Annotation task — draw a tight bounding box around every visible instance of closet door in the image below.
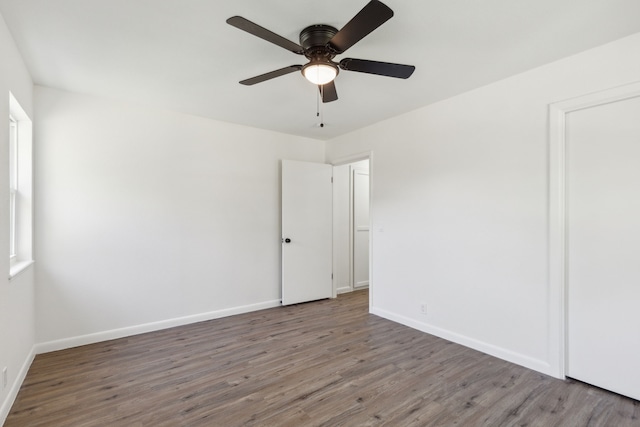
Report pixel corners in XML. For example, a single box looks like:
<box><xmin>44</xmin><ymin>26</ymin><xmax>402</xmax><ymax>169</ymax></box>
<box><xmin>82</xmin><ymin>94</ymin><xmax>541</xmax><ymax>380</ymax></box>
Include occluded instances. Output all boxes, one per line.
<box><xmin>352</xmin><ymin>169</ymin><xmax>369</xmax><ymax>289</ymax></box>
<box><xmin>566</xmin><ymin>95</ymin><xmax>640</xmax><ymax>401</ymax></box>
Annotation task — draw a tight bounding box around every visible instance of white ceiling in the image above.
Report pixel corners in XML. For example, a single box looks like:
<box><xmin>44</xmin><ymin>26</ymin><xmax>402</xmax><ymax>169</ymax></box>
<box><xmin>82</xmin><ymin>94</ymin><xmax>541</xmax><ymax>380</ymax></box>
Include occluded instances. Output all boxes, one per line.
<box><xmin>1</xmin><ymin>0</ymin><xmax>640</xmax><ymax>140</ymax></box>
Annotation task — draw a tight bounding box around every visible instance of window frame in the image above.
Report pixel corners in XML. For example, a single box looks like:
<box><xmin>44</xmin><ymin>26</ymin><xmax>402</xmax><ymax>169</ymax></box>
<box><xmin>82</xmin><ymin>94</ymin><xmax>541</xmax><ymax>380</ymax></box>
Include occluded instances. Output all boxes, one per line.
<box><xmin>9</xmin><ymin>92</ymin><xmax>34</xmax><ymax>279</ymax></box>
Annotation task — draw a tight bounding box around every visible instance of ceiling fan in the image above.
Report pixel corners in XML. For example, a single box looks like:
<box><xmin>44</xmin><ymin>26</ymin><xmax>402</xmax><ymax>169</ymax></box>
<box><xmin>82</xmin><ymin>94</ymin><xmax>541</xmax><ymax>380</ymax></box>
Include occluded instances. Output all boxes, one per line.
<box><xmin>226</xmin><ymin>0</ymin><xmax>415</xmax><ymax>103</ymax></box>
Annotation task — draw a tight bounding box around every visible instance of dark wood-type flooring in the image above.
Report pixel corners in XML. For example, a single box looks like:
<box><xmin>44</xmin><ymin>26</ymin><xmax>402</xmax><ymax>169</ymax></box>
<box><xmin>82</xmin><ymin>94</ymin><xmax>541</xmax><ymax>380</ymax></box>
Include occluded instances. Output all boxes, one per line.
<box><xmin>5</xmin><ymin>290</ymin><xmax>639</xmax><ymax>426</ymax></box>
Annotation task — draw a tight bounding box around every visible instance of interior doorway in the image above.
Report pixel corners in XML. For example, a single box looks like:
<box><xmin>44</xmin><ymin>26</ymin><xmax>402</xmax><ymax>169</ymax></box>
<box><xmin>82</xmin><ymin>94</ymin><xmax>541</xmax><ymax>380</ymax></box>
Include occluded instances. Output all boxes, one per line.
<box><xmin>333</xmin><ymin>158</ymin><xmax>370</xmax><ymax>295</ymax></box>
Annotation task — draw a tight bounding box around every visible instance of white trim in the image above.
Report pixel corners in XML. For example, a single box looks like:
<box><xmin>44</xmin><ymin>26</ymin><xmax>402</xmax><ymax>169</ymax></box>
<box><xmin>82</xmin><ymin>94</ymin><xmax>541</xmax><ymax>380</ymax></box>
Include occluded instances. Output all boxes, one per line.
<box><xmin>35</xmin><ymin>300</ymin><xmax>281</xmax><ymax>354</ymax></box>
<box><xmin>371</xmin><ymin>307</ymin><xmax>552</xmax><ymax>376</ymax></box>
<box><xmin>548</xmin><ymin>80</ymin><xmax>640</xmax><ymax>379</ymax></box>
<box><xmin>8</xmin><ymin>259</ymin><xmax>34</xmax><ymax>280</ymax></box>
<box><xmin>348</xmin><ymin>167</ymin><xmax>355</xmax><ymax>292</ymax></box>
<box><xmin>0</xmin><ymin>347</ymin><xmax>36</xmax><ymax>426</ymax></box>
<box><xmin>367</xmin><ymin>154</ymin><xmax>374</xmax><ymax>312</ymax></box>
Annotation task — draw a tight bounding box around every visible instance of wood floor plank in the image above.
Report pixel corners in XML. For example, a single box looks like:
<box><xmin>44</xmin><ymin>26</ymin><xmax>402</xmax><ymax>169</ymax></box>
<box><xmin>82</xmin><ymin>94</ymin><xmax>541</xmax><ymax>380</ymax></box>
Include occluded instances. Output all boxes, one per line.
<box><xmin>5</xmin><ymin>290</ymin><xmax>639</xmax><ymax>426</ymax></box>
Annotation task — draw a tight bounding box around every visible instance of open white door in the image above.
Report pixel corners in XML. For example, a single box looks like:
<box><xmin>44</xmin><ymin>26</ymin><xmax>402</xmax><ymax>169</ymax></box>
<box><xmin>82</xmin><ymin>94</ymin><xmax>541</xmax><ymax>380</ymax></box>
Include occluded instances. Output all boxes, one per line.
<box><xmin>281</xmin><ymin>160</ymin><xmax>333</xmax><ymax>305</ymax></box>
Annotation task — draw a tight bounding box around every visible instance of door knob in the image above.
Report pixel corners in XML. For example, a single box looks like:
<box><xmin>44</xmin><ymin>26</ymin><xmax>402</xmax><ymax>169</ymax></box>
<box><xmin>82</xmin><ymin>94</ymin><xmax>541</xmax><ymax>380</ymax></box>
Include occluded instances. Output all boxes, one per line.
<box><xmin>283</xmin><ymin>238</ymin><xmax>291</xmax><ymax>243</ymax></box>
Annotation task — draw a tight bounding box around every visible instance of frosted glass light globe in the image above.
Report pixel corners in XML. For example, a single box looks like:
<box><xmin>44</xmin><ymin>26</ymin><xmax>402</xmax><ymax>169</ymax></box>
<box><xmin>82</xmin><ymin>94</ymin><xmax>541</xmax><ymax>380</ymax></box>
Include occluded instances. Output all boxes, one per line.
<box><xmin>302</xmin><ymin>63</ymin><xmax>338</xmax><ymax>85</ymax></box>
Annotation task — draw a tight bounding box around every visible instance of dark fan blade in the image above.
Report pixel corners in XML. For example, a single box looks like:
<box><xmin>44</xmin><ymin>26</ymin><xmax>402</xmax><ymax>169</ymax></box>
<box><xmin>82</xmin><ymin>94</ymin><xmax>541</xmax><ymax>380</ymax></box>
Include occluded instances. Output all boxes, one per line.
<box><xmin>227</xmin><ymin>16</ymin><xmax>304</xmax><ymax>55</ymax></box>
<box><xmin>328</xmin><ymin>0</ymin><xmax>394</xmax><ymax>54</ymax></box>
<box><xmin>239</xmin><ymin>65</ymin><xmax>303</xmax><ymax>85</ymax></box>
<box><xmin>339</xmin><ymin>58</ymin><xmax>415</xmax><ymax>79</ymax></box>
<box><xmin>319</xmin><ymin>81</ymin><xmax>338</xmax><ymax>103</ymax></box>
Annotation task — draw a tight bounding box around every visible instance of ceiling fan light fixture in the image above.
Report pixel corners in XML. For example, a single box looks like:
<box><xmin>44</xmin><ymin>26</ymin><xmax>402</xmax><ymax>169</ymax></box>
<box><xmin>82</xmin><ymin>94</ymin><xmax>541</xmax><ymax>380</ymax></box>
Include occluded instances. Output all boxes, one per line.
<box><xmin>302</xmin><ymin>62</ymin><xmax>338</xmax><ymax>85</ymax></box>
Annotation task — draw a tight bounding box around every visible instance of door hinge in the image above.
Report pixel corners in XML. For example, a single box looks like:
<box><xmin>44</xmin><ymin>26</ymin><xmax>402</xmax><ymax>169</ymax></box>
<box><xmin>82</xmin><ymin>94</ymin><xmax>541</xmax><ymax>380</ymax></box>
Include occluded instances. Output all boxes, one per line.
<box><xmin>331</xmin><ymin>176</ymin><xmax>333</xmax><ymax>183</ymax></box>
<box><xmin>331</xmin><ymin>273</ymin><xmax>334</xmax><ymax>280</ymax></box>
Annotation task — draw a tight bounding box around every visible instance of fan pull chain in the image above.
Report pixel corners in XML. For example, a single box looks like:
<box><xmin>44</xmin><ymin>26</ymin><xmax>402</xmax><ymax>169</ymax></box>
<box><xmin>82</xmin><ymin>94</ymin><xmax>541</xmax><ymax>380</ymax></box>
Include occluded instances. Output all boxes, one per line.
<box><xmin>318</xmin><ymin>85</ymin><xmax>324</xmax><ymax>128</ymax></box>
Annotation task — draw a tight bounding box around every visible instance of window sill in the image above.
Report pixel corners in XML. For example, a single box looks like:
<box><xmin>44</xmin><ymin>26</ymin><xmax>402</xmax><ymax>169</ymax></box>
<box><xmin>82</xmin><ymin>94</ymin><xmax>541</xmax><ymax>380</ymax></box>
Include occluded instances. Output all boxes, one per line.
<box><xmin>9</xmin><ymin>260</ymin><xmax>34</xmax><ymax>280</ymax></box>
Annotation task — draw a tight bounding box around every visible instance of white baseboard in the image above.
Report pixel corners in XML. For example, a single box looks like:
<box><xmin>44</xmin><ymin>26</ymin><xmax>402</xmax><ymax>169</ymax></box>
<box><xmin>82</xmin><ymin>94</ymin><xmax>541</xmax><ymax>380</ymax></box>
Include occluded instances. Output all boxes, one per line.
<box><xmin>0</xmin><ymin>346</ymin><xmax>36</xmax><ymax>426</ymax></box>
<box><xmin>35</xmin><ymin>299</ymin><xmax>282</xmax><ymax>354</ymax></box>
<box><xmin>336</xmin><ymin>286</ymin><xmax>352</xmax><ymax>294</ymax></box>
<box><xmin>370</xmin><ymin>306</ymin><xmax>553</xmax><ymax>377</ymax></box>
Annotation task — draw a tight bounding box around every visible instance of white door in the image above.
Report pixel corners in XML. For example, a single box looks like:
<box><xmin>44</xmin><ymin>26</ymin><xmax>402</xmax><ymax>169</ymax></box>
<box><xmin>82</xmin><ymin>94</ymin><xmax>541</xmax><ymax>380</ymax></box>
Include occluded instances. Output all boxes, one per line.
<box><xmin>281</xmin><ymin>160</ymin><xmax>333</xmax><ymax>305</ymax></box>
<box><xmin>566</xmin><ymin>95</ymin><xmax>640</xmax><ymax>401</ymax></box>
<box><xmin>352</xmin><ymin>169</ymin><xmax>370</xmax><ymax>288</ymax></box>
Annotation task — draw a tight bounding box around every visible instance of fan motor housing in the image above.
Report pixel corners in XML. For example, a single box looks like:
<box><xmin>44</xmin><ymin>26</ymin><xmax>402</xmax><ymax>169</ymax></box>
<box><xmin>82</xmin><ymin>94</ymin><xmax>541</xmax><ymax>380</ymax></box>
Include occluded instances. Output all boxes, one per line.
<box><xmin>300</xmin><ymin>25</ymin><xmax>338</xmax><ymax>59</ymax></box>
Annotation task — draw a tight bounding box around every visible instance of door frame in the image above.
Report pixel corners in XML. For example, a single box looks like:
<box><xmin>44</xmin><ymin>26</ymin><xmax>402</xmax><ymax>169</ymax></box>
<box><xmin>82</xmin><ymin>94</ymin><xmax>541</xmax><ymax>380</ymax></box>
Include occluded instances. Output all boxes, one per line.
<box><xmin>548</xmin><ymin>81</ymin><xmax>640</xmax><ymax>379</ymax></box>
<box><xmin>331</xmin><ymin>151</ymin><xmax>373</xmax><ymax>309</ymax></box>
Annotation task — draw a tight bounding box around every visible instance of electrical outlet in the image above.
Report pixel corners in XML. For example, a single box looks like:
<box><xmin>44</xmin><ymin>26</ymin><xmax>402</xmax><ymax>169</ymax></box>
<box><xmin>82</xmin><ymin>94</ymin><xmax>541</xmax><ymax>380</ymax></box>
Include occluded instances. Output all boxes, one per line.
<box><xmin>2</xmin><ymin>367</ymin><xmax>7</xmax><ymax>389</ymax></box>
<box><xmin>420</xmin><ymin>302</ymin><xmax>427</xmax><ymax>315</ymax></box>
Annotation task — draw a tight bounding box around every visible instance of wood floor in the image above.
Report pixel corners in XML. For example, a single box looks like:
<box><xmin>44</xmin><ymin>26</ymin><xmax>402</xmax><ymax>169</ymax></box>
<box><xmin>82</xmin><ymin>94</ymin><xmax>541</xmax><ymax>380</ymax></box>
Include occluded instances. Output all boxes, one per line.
<box><xmin>5</xmin><ymin>290</ymin><xmax>639</xmax><ymax>427</ymax></box>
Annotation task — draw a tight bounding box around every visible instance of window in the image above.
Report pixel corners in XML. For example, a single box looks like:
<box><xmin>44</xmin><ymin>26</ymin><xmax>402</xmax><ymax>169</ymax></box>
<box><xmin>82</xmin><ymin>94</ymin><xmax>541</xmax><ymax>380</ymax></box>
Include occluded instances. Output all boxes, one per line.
<box><xmin>9</xmin><ymin>115</ymin><xmax>17</xmax><ymax>259</ymax></box>
<box><xmin>9</xmin><ymin>92</ymin><xmax>33</xmax><ymax>278</ymax></box>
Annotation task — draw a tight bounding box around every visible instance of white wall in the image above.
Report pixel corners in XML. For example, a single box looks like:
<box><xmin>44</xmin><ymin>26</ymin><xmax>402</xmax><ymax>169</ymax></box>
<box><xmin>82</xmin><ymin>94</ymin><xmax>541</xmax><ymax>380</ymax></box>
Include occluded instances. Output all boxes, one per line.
<box><xmin>326</xmin><ymin>32</ymin><xmax>640</xmax><ymax>376</ymax></box>
<box><xmin>34</xmin><ymin>86</ymin><xmax>325</xmax><ymax>349</ymax></box>
<box><xmin>0</xmin><ymin>12</ymin><xmax>35</xmax><ymax>424</ymax></box>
